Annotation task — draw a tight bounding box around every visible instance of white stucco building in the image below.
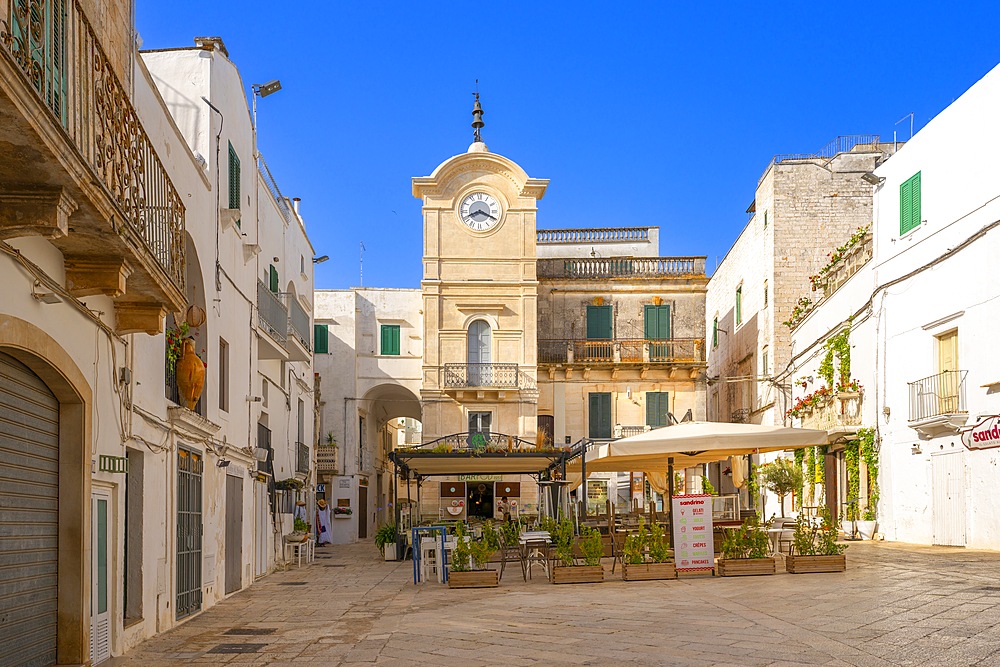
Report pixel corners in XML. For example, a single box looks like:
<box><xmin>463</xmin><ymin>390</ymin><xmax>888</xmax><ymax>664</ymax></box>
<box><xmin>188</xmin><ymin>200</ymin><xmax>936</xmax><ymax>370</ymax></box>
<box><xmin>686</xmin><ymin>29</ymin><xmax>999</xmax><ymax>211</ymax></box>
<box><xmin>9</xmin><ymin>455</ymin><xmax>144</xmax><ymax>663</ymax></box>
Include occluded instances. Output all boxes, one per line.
<box><xmin>0</xmin><ymin>19</ymin><xmax>316</xmax><ymax>664</ymax></box>
<box><xmin>787</xmin><ymin>62</ymin><xmax>1000</xmax><ymax>549</ymax></box>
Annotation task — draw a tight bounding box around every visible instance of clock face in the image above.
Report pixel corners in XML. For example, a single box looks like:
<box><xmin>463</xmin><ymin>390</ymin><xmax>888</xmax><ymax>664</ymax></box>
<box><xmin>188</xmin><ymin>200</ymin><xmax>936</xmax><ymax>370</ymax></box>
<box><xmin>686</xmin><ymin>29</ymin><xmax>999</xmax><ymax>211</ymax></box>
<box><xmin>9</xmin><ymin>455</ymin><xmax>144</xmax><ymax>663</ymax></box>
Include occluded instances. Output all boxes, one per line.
<box><xmin>459</xmin><ymin>192</ymin><xmax>502</xmax><ymax>231</ymax></box>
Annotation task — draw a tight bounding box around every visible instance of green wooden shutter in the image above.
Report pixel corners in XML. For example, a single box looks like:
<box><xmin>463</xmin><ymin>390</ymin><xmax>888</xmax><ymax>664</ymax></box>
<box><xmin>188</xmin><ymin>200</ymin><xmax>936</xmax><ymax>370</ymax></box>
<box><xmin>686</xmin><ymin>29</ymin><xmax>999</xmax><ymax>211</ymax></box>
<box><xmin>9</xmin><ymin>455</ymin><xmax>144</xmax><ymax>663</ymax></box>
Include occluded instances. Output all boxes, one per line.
<box><xmin>588</xmin><ymin>392</ymin><xmax>612</xmax><ymax>439</ymax></box>
<box><xmin>228</xmin><ymin>142</ymin><xmax>241</xmax><ymax>212</ymax></box>
<box><xmin>712</xmin><ymin>318</ymin><xmax>718</xmax><ymax>348</ymax></box>
<box><xmin>900</xmin><ymin>171</ymin><xmax>921</xmax><ymax>235</ymax></box>
<box><xmin>646</xmin><ymin>392</ymin><xmax>669</xmax><ymax>428</ymax></box>
<box><xmin>735</xmin><ymin>286</ymin><xmax>742</xmax><ymax>325</ymax></box>
<box><xmin>586</xmin><ymin>306</ymin><xmax>612</xmax><ymax>340</ymax></box>
<box><xmin>313</xmin><ymin>325</ymin><xmax>328</xmax><ymax>354</ymax></box>
<box><xmin>381</xmin><ymin>325</ymin><xmax>400</xmax><ymax>355</ymax></box>
<box><xmin>644</xmin><ymin>305</ymin><xmax>670</xmax><ymax>339</ymax></box>
<box><xmin>269</xmin><ymin>265</ymin><xmax>278</xmax><ymax>293</ymax></box>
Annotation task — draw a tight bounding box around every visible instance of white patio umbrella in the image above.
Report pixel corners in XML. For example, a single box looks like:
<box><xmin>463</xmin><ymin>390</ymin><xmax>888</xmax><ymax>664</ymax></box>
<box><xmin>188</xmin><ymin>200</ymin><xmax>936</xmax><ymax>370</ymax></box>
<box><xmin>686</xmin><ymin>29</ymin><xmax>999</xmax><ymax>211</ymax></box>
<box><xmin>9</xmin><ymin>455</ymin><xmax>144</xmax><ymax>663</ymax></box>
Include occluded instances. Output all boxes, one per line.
<box><xmin>566</xmin><ymin>421</ymin><xmax>830</xmax><ymax>475</ymax></box>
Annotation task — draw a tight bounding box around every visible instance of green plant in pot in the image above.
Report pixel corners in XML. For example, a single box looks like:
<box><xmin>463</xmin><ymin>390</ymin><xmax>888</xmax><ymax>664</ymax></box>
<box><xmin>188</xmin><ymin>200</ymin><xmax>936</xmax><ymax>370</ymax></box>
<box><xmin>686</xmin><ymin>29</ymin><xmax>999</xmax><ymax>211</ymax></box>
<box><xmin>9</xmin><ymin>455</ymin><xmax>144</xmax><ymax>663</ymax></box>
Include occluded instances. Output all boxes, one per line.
<box><xmin>621</xmin><ymin>522</ymin><xmax>647</xmax><ymax>565</ymax></box>
<box><xmin>580</xmin><ymin>528</ymin><xmax>604</xmax><ymax>567</ymax></box>
<box><xmin>551</xmin><ymin>519</ymin><xmax>576</xmax><ymax>567</ymax></box>
<box><xmin>375</xmin><ymin>522</ymin><xmax>397</xmax><ymax>557</ymax></box>
<box><xmin>720</xmin><ymin>518</ymin><xmax>770</xmax><ymax>560</ymax></box>
<box><xmin>450</xmin><ymin>523</ymin><xmax>472</xmax><ymax>573</ymax></box>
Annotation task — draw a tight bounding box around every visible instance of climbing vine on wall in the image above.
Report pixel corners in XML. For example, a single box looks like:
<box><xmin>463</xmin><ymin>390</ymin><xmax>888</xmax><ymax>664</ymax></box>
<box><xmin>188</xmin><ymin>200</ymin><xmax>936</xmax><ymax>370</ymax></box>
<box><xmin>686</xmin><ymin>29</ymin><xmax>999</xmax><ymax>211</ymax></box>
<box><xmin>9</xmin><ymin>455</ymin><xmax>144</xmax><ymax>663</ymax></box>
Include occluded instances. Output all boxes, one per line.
<box><xmin>805</xmin><ymin>447</ymin><xmax>816</xmax><ymax>504</ymax></box>
<box><xmin>814</xmin><ymin>445</ymin><xmax>827</xmax><ymax>485</ymax></box>
<box><xmin>819</xmin><ymin>328</ymin><xmax>851</xmax><ymax>388</ymax></box>
<box><xmin>844</xmin><ymin>439</ymin><xmax>860</xmax><ymax>521</ymax></box>
<box><xmin>794</xmin><ymin>448</ymin><xmax>805</xmax><ymax>510</ymax></box>
<box><xmin>858</xmin><ymin>427</ymin><xmax>879</xmax><ymax>520</ymax></box>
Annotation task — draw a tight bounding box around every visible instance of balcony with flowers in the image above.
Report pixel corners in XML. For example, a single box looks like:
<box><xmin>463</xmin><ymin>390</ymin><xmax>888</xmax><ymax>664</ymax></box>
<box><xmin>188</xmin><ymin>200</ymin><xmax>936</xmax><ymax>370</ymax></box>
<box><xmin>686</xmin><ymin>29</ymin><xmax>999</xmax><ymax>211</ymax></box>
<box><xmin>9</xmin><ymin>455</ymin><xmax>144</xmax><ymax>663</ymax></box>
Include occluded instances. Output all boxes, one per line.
<box><xmin>784</xmin><ymin>226</ymin><xmax>872</xmax><ymax>330</ymax></box>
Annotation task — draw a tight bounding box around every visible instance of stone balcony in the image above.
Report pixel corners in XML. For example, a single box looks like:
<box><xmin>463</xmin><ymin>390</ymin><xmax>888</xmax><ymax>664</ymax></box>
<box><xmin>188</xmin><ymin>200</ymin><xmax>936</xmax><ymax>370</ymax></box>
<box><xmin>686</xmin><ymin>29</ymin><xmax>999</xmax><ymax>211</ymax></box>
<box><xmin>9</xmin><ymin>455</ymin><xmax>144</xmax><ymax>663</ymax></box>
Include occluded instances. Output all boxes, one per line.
<box><xmin>0</xmin><ymin>0</ymin><xmax>186</xmax><ymax>333</ymax></box>
<box><xmin>822</xmin><ymin>231</ymin><xmax>872</xmax><ymax>297</ymax></box>
<box><xmin>800</xmin><ymin>392</ymin><xmax>863</xmax><ymax>436</ymax></box>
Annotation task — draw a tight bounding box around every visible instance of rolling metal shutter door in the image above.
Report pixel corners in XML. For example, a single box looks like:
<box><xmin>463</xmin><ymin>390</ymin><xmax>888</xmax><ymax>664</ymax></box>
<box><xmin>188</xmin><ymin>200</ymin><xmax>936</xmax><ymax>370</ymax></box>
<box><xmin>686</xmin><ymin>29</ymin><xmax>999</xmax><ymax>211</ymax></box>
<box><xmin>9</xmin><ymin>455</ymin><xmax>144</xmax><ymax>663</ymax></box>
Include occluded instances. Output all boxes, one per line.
<box><xmin>0</xmin><ymin>351</ymin><xmax>59</xmax><ymax>667</ymax></box>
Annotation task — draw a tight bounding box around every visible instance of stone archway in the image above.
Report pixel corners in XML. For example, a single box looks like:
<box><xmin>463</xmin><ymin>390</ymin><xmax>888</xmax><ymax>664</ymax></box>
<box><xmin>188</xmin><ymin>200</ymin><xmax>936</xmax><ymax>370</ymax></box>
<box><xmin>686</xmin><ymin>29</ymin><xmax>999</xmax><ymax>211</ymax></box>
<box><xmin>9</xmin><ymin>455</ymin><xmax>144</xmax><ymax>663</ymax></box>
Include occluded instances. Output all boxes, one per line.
<box><xmin>0</xmin><ymin>316</ymin><xmax>92</xmax><ymax>666</ymax></box>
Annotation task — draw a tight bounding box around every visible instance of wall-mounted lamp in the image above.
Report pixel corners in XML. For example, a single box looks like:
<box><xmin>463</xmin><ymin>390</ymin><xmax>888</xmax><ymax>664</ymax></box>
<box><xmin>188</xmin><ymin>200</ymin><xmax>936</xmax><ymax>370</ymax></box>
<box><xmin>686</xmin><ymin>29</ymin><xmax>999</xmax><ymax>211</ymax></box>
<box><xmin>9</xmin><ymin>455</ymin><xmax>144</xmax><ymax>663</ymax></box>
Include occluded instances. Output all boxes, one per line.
<box><xmin>861</xmin><ymin>172</ymin><xmax>884</xmax><ymax>185</ymax></box>
<box><xmin>216</xmin><ymin>458</ymin><xmax>231</xmax><ymax>468</ymax></box>
<box><xmin>31</xmin><ymin>281</ymin><xmax>61</xmax><ymax>304</ymax></box>
<box><xmin>312</xmin><ymin>255</ymin><xmax>329</xmax><ymax>264</ymax></box>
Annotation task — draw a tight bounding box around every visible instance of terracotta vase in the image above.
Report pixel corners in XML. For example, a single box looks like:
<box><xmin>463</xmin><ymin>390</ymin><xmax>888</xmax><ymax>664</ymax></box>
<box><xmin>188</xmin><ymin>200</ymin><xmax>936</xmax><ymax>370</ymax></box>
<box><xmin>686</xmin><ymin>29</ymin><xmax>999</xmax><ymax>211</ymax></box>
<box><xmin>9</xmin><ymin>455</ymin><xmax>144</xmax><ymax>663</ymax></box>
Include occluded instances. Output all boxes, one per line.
<box><xmin>176</xmin><ymin>338</ymin><xmax>205</xmax><ymax>410</ymax></box>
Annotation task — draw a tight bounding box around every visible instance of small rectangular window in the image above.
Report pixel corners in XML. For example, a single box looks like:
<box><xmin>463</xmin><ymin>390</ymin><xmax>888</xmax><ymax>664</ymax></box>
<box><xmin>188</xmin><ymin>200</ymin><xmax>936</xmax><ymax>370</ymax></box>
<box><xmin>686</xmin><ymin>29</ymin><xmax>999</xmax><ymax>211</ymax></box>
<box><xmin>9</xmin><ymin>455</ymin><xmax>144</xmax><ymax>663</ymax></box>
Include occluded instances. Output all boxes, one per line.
<box><xmin>712</xmin><ymin>317</ymin><xmax>719</xmax><ymax>348</ymax></box>
<box><xmin>269</xmin><ymin>264</ymin><xmax>279</xmax><ymax>293</ymax></box>
<box><xmin>381</xmin><ymin>324</ymin><xmax>400</xmax><ymax>355</ymax></box>
<box><xmin>761</xmin><ymin>346</ymin><xmax>769</xmax><ymax>376</ymax></box>
<box><xmin>763</xmin><ymin>280</ymin><xmax>768</xmax><ymax>308</ymax></box>
<box><xmin>735</xmin><ymin>286</ymin><xmax>743</xmax><ymax>326</ymax></box>
<box><xmin>218</xmin><ymin>338</ymin><xmax>229</xmax><ymax>412</ymax></box>
<box><xmin>900</xmin><ymin>171</ymin><xmax>922</xmax><ymax>235</ymax></box>
<box><xmin>763</xmin><ymin>210</ymin><xmax>768</xmax><ymax>228</ymax></box>
<box><xmin>314</xmin><ymin>324</ymin><xmax>329</xmax><ymax>354</ymax></box>
<box><xmin>646</xmin><ymin>392</ymin><xmax>670</xmax><ymax>428</ymax></box>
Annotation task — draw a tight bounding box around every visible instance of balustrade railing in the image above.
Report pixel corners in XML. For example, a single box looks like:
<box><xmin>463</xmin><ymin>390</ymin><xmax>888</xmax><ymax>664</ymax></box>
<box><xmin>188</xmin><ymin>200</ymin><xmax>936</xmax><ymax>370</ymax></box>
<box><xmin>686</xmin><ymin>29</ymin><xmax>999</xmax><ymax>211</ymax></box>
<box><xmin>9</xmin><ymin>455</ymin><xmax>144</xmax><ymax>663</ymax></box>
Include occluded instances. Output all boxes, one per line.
<box><xmin>1</xmin><ymin>0</ymin><xmax>185</xmax><ymax>289</ymax></box>
<box><xmin>407</xmin><ymin>431</ymin><xmax>540</xmax><ymax>453</ymax></box>
<box><xmin>538</xmin><ymin>256</ymin><xmax>706</xmax><ymax>278</ymax></box>
<box><xmin>908</xmin><ymin>370</ymin><xmax>967</xmax><ymax>422</ymax></box>
<box><xmin>286</xmin><ymin>295</ymin><xmax>311</xmax><ymax>352</ymax></box>
<box><xmin>538</xmin><ymin>338</ymin><xmax>705</xmax><ymax>364</ymax></box>
<box><xmin>257</xmin><ymin>280</ymin><xmax>288</xmax><ymax>342</ymax></box>
<box><xmin>443</xmin><ymin>363</ymin><xmax>522</xmax><ymax>389</ymax></box>
<box><xmin>536</xmin><ymin>227</ymin><xmax>651</xmax><ymax>244</ymax></box>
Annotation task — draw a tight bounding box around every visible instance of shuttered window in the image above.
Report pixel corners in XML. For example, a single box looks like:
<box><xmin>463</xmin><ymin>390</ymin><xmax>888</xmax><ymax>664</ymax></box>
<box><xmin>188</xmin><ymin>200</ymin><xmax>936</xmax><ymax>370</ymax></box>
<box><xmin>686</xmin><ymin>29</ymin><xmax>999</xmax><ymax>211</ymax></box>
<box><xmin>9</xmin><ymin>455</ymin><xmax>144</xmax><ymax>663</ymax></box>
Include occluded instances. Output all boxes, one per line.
<box><xmin>644</xmin><ymin>305</ymin><xmax>670</xmax><ymax>339</ymax></box>
<box><xmin>268</xmin><ymin>264</ymin><xmax>278</xmax><ymax>293</ymax></box>
<box><xmin>588</xmin><ymin>392</ymin><xmax>612</xmax><ymax>439</ymax></box>
<box><xmin>586</xmin><ymin>305</ymin><xmax>612</xmax><ymax>339</ymax></box>
<box><xmin>228</xmin><ymin>141</ymin><xmax>241</xmax><ymax>227</ymax></box>
<box><xmin>314</xmin><ymin>325</ymin><xmax>329</xmax><ymax>354</ymax></box>
<box><xmin>381</xmin><ymin>325</ymin><xmax>400</xmax><ymax>355</ymax></box>
<box><xmin>646</xmin><ymin>392</ymin><xmax>670</xmax><ymax>428</ymax></box>
<box><xmin>900</xmin><ymin>171</ymin><xmax>921</xmax><ymax>235</ymax></box>
<box><xmin>712</xmin><ymin>317</ymin><xmax>719</xmax><ymax>348</ymax></box>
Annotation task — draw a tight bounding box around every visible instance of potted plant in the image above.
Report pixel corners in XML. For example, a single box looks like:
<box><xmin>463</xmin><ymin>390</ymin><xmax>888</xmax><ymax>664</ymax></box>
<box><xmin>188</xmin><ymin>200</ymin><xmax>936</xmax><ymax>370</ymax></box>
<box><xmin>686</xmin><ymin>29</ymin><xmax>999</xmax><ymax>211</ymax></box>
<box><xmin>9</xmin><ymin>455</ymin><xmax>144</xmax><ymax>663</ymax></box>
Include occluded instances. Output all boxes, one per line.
<box><xmin>375</xmin><ymin>522</ymin><xmax>398</xmax><ymax>561</ymax></box>
<box><xmin>621</xmin><ymin>520</ymin><xmax>676</xmax><ymax>581</ymax></box>
<box><xmin>717</xmin><ymin>517</ymin><xmax>775</xmax><ymax>576</ymax></box>
<box><xmin>786</xmin><ymin>508</ymin><xmax>847</xmax><ymax>574</ymax></box>
<box><xmin>449</xmin><ymin>522</ymin><xmax>499</xmax><ymax>588</ymax></box>
<box><xmin>286</xmin><ymin>516</ymin><xmax>309</xmax><ymax>543</ymax></box>
<box><xmin>857</xmin><ymin>505</ymin><xmax>877</xmax><ymax>541</ymax></box>
<box><xmin>552</xmin><ymin>521</ymin><xmax>604</xmax><ymax>584</ymax></box>
<box><xmin>333</xmin><ymin>506</ymin><xmax>353</xmax><ymax>519</ymax></box>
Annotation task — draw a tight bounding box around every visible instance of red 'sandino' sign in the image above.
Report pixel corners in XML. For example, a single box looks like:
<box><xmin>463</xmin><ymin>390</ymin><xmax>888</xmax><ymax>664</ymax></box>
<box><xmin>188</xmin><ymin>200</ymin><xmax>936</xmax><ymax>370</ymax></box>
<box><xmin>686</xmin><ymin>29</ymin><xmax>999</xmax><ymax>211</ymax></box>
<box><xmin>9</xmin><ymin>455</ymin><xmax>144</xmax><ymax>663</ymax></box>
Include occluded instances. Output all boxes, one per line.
<box><xmin>962</xmin><ymin>415</ymin><xmax>1000</xmax><ymax>451</ymax></box>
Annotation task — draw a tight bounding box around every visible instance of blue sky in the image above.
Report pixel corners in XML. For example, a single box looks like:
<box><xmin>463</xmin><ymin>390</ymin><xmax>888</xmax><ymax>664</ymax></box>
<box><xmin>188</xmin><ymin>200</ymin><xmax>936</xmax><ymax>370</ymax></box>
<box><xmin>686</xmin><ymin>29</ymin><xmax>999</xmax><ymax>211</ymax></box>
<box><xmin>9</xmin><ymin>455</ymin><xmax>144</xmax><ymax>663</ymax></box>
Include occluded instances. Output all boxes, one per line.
<box><xmin>136</xmin><ymin>2</ymin><xmax>1000</xmax><ymax>288</ymax></box>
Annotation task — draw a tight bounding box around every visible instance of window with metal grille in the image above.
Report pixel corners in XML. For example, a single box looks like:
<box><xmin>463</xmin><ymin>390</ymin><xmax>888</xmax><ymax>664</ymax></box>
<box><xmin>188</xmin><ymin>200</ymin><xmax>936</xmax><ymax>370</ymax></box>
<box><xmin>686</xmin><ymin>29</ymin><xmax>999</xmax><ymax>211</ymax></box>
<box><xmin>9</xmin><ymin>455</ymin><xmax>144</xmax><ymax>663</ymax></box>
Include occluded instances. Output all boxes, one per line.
<box><xmin>900</xmin><ymin>171</ymin><xmax>921</xmax><ymax>235</ymax></box>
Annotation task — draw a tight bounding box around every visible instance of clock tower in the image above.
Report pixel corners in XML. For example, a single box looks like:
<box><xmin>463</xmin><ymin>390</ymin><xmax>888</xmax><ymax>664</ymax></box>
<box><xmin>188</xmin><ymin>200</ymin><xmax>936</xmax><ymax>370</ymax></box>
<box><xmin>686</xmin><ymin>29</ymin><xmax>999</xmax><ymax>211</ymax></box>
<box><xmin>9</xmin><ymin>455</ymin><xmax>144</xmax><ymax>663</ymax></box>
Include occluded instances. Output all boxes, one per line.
<box><xmin>412</xmin><ymin>96</ymin><xmax>549</xmax><ymax>456</ymax></box>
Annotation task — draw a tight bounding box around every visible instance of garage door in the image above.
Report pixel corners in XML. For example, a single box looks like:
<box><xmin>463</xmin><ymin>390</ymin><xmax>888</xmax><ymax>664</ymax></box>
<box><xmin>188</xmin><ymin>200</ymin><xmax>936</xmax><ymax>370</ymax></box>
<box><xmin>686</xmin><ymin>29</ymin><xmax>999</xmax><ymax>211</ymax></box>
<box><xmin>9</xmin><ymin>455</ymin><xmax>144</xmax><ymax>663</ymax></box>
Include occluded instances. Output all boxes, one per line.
<box><xmin>0</xmin><ymin>351</ymin><xmax>59</xmax><ymax>667</ymax></box>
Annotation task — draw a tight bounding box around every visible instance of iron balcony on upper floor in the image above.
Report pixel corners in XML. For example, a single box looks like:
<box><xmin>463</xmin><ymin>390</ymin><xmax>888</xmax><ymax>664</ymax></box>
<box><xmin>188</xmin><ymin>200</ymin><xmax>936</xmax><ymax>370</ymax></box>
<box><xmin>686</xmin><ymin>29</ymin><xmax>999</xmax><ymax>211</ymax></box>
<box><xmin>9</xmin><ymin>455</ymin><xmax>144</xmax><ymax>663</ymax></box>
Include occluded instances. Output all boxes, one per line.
<box><xmin>256</xmin><ymin>280</ymin><xmax>311</xmax><ymax>361</ymax></box>
<box><xmin>0</xmin><ymin>0</ymin><xmax>186</xmax><ymax>333</ymax></box>
<box><xmin>538</xmin><ymin>338</ymin><xmax>705</xmax><ymax>366</ymax></box>
<box><xmin>908</xmin><ymin>370</ymin><xmax>968</xmax><ymax>438</ymax></box>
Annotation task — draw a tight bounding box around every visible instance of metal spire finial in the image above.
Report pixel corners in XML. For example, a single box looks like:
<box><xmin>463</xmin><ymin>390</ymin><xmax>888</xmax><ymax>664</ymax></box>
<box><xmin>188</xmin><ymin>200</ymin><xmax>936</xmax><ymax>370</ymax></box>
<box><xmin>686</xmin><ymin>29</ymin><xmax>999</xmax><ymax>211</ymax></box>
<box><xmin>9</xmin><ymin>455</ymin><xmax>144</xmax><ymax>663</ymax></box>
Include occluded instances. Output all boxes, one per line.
<box><xmin>471</xmin><ymin>80</ymin><xmax>484</xmax><ymax>143</ymax></box>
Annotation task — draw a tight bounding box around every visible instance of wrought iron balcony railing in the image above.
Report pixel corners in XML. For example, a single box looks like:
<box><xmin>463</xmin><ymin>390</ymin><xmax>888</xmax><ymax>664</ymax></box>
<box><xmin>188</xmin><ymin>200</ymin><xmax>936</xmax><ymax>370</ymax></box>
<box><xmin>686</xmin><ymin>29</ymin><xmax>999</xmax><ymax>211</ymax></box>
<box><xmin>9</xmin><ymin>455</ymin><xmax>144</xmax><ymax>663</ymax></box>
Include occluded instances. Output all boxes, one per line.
<box><xmin>295</xmin><ymin>441</ymin><xmax>309</xmax><ymax>474</ymax></box>
<box><xmin>286</xmin><ymin>295</ymin><xmax>311</xmax><ymax>352</ymax></box>
<box><xmin>443</xmin><ymin>363</ymin><xmax>528</xmax><ymax>389</ymax></box>
<box><xmin>908</xmin><ymin>370</ymin><xmax>967</xmax><ymax>423</ymax></box>
<box><xmin>538</xmin><ymin>256</ymin><xmax>706</xmax><ymax>279</ymax></box>
<box><xmin>404</xmin><ymin>431</ymin><xmax>543</xmax><ymax>454</ymax></box>
<box><xmin>538</xmin><ymin>338</ymin><xmax>705</xmax><ymax>364</ymax></box>
<box><xmin>257</xmin><ymin>280</ymin><xmax>288</xmax><ymax>342</ymax></box>
<box><xmin>1</xmin><ymin>0</ymin><xmax>185</xmax><ymax>290</ymax></box>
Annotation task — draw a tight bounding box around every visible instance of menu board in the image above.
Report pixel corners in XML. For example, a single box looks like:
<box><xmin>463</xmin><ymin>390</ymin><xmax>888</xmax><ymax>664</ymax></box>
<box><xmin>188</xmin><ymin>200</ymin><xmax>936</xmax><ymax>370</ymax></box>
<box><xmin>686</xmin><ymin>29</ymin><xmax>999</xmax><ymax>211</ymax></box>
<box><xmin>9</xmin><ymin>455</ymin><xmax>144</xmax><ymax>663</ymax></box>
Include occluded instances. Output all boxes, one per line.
<box><xmin>672</xmin><ymin>494</ymin><xmax>714</xmax><ymax>572</ymax></box>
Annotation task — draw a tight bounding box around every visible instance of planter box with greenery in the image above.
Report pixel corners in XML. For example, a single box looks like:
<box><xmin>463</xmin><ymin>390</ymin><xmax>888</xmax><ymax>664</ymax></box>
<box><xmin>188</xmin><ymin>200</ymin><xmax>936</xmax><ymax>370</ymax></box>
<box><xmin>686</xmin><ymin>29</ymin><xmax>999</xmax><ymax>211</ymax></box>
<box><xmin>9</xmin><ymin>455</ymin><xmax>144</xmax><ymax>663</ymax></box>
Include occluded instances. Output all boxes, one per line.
<box><xmin>717</xmin><ymin>517</ymin><xmax>776</xmax><ymax>576</ymax></box>
<box><xmin>449</xmin><ymin>522</ymin><xmax>499</xmax><ymax>589</ymax></box>
<box><xmin>551</xmin><ymin>521</ymin><xmax>605</xmax><ymax>584</ymax></box>
<box><xmin>620</xmin><ymin>520</ymin><xmax>675</xmax><ymax>581</ymax></box>
<box><xmin>786</xmin><ymin>508</ymin><xmax>847</xmax><ymax>574</ymax></box>
<box><xmin>375</xmin><ymin>522</ymin><xmax>398</xmax><ymax>561</ymax></box>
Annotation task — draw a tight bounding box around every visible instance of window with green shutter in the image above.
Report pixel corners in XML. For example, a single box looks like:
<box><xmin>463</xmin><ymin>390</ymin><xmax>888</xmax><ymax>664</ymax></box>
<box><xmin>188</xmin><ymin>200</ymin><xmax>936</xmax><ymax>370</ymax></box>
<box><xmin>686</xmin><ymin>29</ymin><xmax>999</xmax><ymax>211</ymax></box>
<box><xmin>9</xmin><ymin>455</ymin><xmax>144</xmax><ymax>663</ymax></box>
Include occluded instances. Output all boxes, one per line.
<box><xmin>314</xmin><ymin>324</ymin><xmax>329</xmax><ymax>354</ymax></box>
<box><xmin>644</xmin><ymin>304</ymin><xmax>670</xmax><ymax>359</ymax></box>
<box><xmin>646</xmin><ymin>392</ymin><xmax>670</xmax><ymax>428</ymax></box>
<box><xmin>228</xmin><ymin>141</ymin><xmax>241</xmax><ymax>226</ymax></box>
<box><xmin>268</xmin><ymin>265</ymin><xmax>279</xmax><ymax>293</ymax></box>
<box><xmin>586</xmin><ymin>305</ymin><xmax>613</xmax><ymax>340</ymax></box>
<box><xmin>735</xmin><ymin>286</ymin><xmax>743</xmax><ymax>326</ymax></box>
<box><xmin>380</xmin><ymin>325</ymin><xmax>400</xmax><ymax>355</ymax></box>
<box><xmin>588</xmin><ymin>392</ymin><xmax>612</xmax><ymax>439</ymax></box>
<box><xmin>712</xmin><ymin>317</ymin><xmax>718</xmax><ymax>348</ymax></box>
<box><xmin>900</xmin><ymin>171</ymin><xmax>921</xmax><ymax>235</ymax></box>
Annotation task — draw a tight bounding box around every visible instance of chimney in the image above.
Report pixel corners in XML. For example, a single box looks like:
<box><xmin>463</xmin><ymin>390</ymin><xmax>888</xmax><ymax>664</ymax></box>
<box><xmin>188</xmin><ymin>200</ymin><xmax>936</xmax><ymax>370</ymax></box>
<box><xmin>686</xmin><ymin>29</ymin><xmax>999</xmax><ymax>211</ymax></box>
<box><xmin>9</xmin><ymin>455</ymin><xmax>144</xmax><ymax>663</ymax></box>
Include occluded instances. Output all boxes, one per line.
<box><xmin>292</xmin><ymin>197</ymin><xmax>301</xmax><ymax>214</ymax></box>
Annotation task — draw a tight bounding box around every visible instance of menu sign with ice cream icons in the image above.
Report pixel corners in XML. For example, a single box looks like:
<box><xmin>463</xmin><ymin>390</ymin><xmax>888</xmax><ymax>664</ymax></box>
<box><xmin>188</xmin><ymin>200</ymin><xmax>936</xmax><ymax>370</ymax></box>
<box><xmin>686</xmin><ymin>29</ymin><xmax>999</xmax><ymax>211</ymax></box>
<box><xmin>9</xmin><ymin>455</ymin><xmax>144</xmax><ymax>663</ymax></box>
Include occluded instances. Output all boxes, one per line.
<box><xmin>672</xmin><ymin>494</ymin><xmax>714</xmax><ymax>572</ymax></box>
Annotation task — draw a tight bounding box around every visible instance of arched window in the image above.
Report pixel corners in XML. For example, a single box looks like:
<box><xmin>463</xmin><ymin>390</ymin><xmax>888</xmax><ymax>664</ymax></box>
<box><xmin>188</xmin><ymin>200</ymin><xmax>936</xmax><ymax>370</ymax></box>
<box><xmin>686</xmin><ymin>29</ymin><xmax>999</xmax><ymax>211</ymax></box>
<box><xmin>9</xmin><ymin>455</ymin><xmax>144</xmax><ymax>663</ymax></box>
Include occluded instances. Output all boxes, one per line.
<box><xmin>467</xmin><ymin>320</ymin><xmax>492</xmax><ymax>385</ymax></box>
